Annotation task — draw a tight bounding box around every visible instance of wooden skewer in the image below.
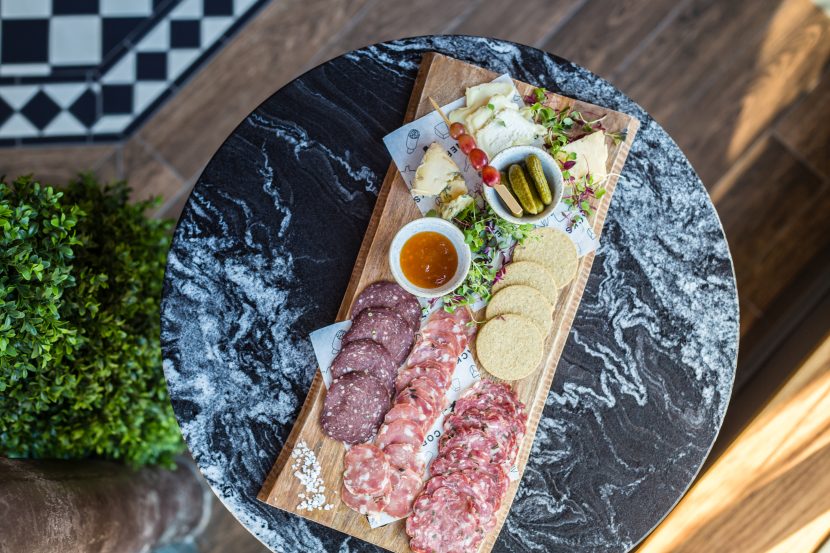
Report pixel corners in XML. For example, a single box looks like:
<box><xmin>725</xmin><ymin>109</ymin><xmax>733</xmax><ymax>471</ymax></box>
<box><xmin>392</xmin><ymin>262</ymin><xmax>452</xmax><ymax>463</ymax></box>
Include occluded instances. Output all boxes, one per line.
<box><xmin>429</xmin><ymin>97</ymin><xmax>524</xmax><ymax>218</ymax></box>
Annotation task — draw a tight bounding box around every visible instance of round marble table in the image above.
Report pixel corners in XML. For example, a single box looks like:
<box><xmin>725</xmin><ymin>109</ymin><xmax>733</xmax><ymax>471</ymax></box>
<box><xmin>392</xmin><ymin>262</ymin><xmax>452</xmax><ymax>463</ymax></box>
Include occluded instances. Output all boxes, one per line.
<box><xmin>160</xmin><ymin>36</ymin><xmax>738</xmax><ymax>552</ymax></box>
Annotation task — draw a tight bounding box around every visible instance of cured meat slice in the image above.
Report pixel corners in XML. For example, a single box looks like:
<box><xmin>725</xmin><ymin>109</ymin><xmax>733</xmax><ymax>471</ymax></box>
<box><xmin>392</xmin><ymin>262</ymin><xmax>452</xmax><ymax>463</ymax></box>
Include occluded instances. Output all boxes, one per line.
<box><xmin>385</xmin><ymin>388</ymin><xmax>436</xmax><ymax>428</ymax></box>
<box><xmin>406</xmin><ymin>338</ymin><xmax>456</xmax><ymax>368</ymax></box>
<box><xmin>342</xmin><ymin>444</ymin><xmax>390</xmax><ymax>496</ymax></box>
<box><xmin>430</xmin><ymin>442</ymin><xmax>491</xmax><ymax>474</ymax></box>
<box><xmin>419</xmin><ymin>321</ymin><xmax>462</xmax><ymax>358</ymax></box>
<box><xmin>444</xmin><ymin>411</ymin><xmax>519</xmax><ymax>469</ymax></box>
<box><xmin>425</xmin><ymin>468</ymin><xmax>498</xmax><ymax>529</ymax></box>
<box><xmin>454</xmin><ymin>380</ymin><xmax>527</xmax><ymax>434</ymax></box>
<box><xmin>395</xmin><ymin>361</ymin><xmax>452</xmax><ymax>393</ymax></box>
<box><xmin>384</xmin><ymin>443</ymin><xmax>425</xmax><ymax>474</ymax></box>
<box><xmin>407</xmin><ymin>487</ymin><xmax>484</xmax><ymax>553</ymax></box>
<box><xmin>439</xmin><ymin>428</ymin><xmax>508</xmax><ymax>467</ymax></box>
<box><xmin>384</xmin><ymin>468</ymin><xmax>424</xmax><ymax>518</ymax></box>
<box><xmin>341</xmin><ymin>482</ymin><xmax>389</xmax><ymax>515</ymax></box>
<box><xmin>350</xmin><ymin>281</ymin><xmax>422</xmax><ymax>333</ymax></box>
<box><xmin>320</xmin><ymin>372</ymin><xmax>390</xmax><ymax>444</ymax></box>
<box><xmin>406</xmin><ymin>376</ymin><xmax>448</xmax><ymax>414</ymax></box>
<box><xmin>375</xmin><ymin>419</ymin><xmax>425</xmax><ymax>450</ymax></box>
<box><xmin>329</xmin><ymin>339</ymin><xmax>396</xmax><ymax>394</ymax></box>
<box><xmin>343</xmin><ymin>307</ymin><xmax>414</xmax><ymax>366</ymax></box>
<box><xmin>429</xmin><ymin>455</ymin><xmax>509</xmax><ymax>499</ymax></box>
<box><xmin>427</xmin><ymin>307</ymin><xmax>475</xmax><ymax>354</ymax></box>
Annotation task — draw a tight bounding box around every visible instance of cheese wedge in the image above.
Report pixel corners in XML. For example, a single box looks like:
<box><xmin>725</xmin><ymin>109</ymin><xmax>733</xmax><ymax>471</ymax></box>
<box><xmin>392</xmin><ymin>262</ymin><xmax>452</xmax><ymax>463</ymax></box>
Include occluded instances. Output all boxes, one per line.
<box><xmin>560</xmin><ymin>131</ymin><xmax>609</xmax><ymax>182</ymax></box>
<box><xmin>412</xmin><ymin>142</ymin><xmax>464</xmax><ymax>197</ymax></box>
<box><xmin>476</xmin><ymin>109</ymin><xmax>545</xmax><ymax>158</ymax></box>
<box><xmin>437</xmin><ymin>193</ymin><xmax>474</xmax><ymax>220</ymax></box>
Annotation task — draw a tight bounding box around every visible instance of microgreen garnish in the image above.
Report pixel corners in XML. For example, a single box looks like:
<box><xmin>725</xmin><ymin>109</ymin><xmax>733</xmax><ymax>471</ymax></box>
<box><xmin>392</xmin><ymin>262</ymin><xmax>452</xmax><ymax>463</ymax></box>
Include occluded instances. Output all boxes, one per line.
<box><xmin>443</xmin><ymin>200</ymin><xmax>533</xmax><ymax>313</ymax></box>
<box><xmin>561</xmin><ymin>172</ymin><xmax>607</xmax><ymax>230</ymax></box>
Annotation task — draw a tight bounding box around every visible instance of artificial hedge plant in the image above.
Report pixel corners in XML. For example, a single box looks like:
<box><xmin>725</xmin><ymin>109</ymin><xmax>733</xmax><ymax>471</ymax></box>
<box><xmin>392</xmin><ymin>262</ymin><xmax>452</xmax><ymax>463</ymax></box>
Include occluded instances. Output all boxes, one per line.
<box><xmin>0</xmin><ymin>174</ymin><xmax>183</xmax><ymax>467</ymax></box>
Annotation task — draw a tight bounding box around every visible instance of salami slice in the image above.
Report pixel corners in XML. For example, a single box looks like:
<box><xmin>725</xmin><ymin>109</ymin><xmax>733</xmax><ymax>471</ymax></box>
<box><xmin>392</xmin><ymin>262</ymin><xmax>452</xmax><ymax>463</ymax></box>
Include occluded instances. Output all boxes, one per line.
<box><xmin>406</xmin><ymin>376</ymin><xmax>448</xmax><ymax>414</ymax></box>
<box><xmin>375</xmin><ymin>419</ymin><xmax>425</xmax><ymax>450</ymax></box>
<box><xmin>444</xmin><ymin>410</ymin><xmax>519</xmax><ymax>470</ymax></box>
<box><xmin>439</xmin><ymin>428</ymin><xmax>507</xmax><ymax>467</ymax></box>
<box><xmin>342</xmin><ymin>443</ymin><xmax>390</xmax><ymax>496</ymax></box>
<box><xmin>396</xmin><ymin>361</ymin><xmax>452</xmax><ymax>393</ymax></box>
<box><xmin>419</xmin><ymin>321</ymin><xmax>462</xmax><ymax>358</ymax></box>
<box><xmin>350</xmin><ymin>281</ymin><xmax>422</xmax><ymax>333</ymax></box>
<box><xmin>320</xmin><ymin>372</ymin><xmax>390</xmax><ymax>444</ymax></box>
<box><xmin>407</xmin><ymin>487</ymin><xmax>484</xmax><ymax>553</ymax></box>
<box><xmin>343</xmin><ymin>307</ymin><xmax>414</xmax><ymax>366</ymax></box>
<box><xmin>383</xmin><ymin>468</ymin><xmax>423</xmax><ymax>518</ymax></box>
<box><xmin>425</xmin><ymin>469</ymin><xmax>498</xmax><ymax>529</ymax></box>
<box><xmin>384</xmin><ymin>443</ymin><xmax>425</xmax><ymax>474</ymax></box>
<box><xmin>340</xmin><ymin>482</ymin><xmax>390</xmax><ymax>515</ymax></box>
<box><xmin>427</xmin><ymin>307</ymin><xmax>474</xmax><ymax>354</ymax></box>
<box><xmin>454</xmin><ymin>380</ymin><xmax>527</xmax><ymax>434</ymax></box>
<box><xmin>393</xmin><ymin>385</ymin><xmax>437</xmax><ymax>424</ymax></box>
<box><xmin>329</xmin><ymin>339</ymin><xmax>396</xmax><ymax>394</ymax></box>
<box><xmin>429</xmin><ymin>455</ymin><xmax>509</xmax><ymax>499</ymax></box>
<box><xmin>406</xmin><ymin>338</ymin><xmax>456</xmax><ymax>368</ymax></box>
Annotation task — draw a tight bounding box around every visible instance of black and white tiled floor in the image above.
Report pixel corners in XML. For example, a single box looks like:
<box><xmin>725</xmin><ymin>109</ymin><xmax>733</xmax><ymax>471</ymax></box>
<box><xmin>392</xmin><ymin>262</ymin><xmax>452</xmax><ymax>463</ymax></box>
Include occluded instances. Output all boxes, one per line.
<box><xmin>0</xmin><ymin>0</ymin><xmax>268</xmax><ymax>145</ymax></box>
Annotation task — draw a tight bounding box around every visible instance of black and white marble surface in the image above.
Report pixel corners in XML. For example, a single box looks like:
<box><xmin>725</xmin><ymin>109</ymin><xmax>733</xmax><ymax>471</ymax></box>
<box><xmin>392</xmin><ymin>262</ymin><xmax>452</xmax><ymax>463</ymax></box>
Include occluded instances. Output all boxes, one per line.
<box><xmin>160</xmin><ymin>36</ymin><xmax>738</xmax><ymax>552</ymax></box>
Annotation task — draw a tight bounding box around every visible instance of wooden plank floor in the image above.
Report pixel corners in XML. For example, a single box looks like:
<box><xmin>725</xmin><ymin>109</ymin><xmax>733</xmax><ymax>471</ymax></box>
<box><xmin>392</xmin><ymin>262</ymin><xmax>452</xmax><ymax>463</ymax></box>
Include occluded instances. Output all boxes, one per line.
<box><xmin>2</xmin><ymin>1</ymin><xmax>827</xmax><ymax>551</ymax></box>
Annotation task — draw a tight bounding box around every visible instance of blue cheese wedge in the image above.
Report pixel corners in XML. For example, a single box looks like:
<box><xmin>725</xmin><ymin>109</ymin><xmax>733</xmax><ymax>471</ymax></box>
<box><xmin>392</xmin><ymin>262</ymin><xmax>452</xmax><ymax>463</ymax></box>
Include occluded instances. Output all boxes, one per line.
<box><xmin>437</xmin><ymin>193</ymin><xmax>474</xmax><ymax>220</ymax></box>
<box><xmin>560</xmin><ymin>131</ymin><xmax>608</xmax><ymax>181</ymax></box>
<box><xmin>412</xmin><ymin>142</ymin><xmax>465</xmax><ymax>197</ymax></box>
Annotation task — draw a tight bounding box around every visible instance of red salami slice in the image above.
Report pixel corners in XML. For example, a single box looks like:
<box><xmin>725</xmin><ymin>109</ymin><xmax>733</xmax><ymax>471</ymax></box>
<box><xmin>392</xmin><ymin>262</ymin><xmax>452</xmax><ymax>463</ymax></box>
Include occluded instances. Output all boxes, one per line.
<box><xmin>329</xmin><ymin>339</ymin><xmax>396</xmax><ymax>394</ymax></box>
<box><xmin>350</xmin><ymin>281</ymin><xmax>422</xmax><ymax>333</ymax></box>
<box><xmin>396</xmin><ymin>361</ymin><xmax>452</xmax><ymax>393</ymax></box>
<box><xmin>406</xmin><ymin>338</ymin><xmax>456</xmax><ymax>368</ymax></box>
<box><xmin>425</xmin><ymin>469</ymin><xmax>498</xmax><ymax>529</ymax></box>
<box><xmin>439</xmin><ymin>428</ymin><xmax>507</xmax><ymax>467</ymax></box>
<box><xmin>342</xmin><ymin>443</ymin><xmax>390</xmax><ymax>496</ymax></box>
<box><xmin>427</xmin><ymin>307</ymin><xmax>474</xmax><ymax>353</ymax></box>
<box><xmin>444</xmin><ymin>410</ymin><xmax>519</xmax><ymax>469</ymax></box>
<box><xmin>384</xmin><ymin>443</ymin><xmax>425</xmax><ymax>474</ymax></box>
<box><xmin>406</xmin><ymin>487</ymin><xmax>484</xmax><ymax>553</ymax></box>
<box><xmin>406</xmin><ymin>376</ymin><xmax>448</xmax><ymax>414</ymax></box>
<box><xmin>419</xmin><ymin>321</ymin><xmax>462</xmax><ymax>358</ymax></box>
<box><xmin>384</xmin><ymin>468</ymin><xmax>423</xmax><ymax>518</ymax></box>
<box><xmin>340</xmin><ymin>481</ymin><xmax>390</xmax><ymax>515</ymax></box>
<box><xmin>320</xmin><ymin>372</ymin><xmax>390</xmax><ymax>444</ymax></box>
<box><xmin>429</xmin><ymin>455</ymin><xmax>509</xmax><ymax>499</ymax></box>
<box><xmin>343</xmin><ymin>307</ymin><xmax>414</xmax><ymax>366</ymax></box>
<box><xmin>375</xmin><ymin>419</ymin><xmax>425</xmax><ymax>450</ymax></box>
<box><xmin>455</xmin><ymin>380</ymin><xmax>527</xmax><ymax>435</ymax></box>
<box><xmin>385</xmin><ymin>389</ymin><xmax>436</xmax><ymax>428</ymax></box>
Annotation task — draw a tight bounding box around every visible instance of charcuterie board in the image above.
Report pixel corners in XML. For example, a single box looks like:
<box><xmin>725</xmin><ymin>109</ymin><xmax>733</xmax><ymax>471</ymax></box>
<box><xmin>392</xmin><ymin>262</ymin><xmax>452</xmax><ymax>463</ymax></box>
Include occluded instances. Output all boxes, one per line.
<box><xmin>257</xmin><ymin>52</ymin><xmax>639</xmax><ymax>552</ymax></box>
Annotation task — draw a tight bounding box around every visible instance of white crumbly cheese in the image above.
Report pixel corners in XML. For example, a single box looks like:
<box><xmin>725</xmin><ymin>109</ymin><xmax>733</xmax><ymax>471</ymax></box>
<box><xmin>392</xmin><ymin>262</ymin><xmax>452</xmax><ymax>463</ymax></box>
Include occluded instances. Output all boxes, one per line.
<box><xmin>560</xmin><ymin>131</ymin><xmax>609</xmax><ymax>181</ymax></box>
<box><xmin>290</xmin><ymin>441</ymin><xmax>333</xmax><ymax>511</ymax></box>
<box><xmin>449</xmin><ymin>82</ymin><xmax>518</xmax><ymax>126</ymax></box>
<box><xmin>412</xmin><ymin>142</ymin><xmax>466</xmax><ymax>197</ymax></box>
<box><xmin>475</xmin><ymin>108</ymin><xmax>545</xmax><ymax>158</ymax></box>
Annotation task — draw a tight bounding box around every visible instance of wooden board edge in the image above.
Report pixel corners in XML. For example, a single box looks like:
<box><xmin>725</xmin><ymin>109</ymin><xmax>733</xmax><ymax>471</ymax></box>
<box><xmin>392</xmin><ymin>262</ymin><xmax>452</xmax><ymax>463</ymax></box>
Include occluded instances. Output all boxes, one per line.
<box><xmin>256</xmin><ymin>52</ymin><xmax>438</xmax><ymax>507</ymax></box>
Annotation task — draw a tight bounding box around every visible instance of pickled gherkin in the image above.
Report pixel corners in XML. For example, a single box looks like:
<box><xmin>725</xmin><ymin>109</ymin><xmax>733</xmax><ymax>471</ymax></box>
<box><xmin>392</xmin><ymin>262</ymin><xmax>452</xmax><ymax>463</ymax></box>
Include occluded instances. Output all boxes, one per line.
<box><xmin>525</xmin><ymin>154</ymin><xmax>552</xmax><ymax>205</ymax></box>
<box><xmin>508</xmin><ymin>164</ymin><xmax>539</xmax><ymax>215</ymax></box>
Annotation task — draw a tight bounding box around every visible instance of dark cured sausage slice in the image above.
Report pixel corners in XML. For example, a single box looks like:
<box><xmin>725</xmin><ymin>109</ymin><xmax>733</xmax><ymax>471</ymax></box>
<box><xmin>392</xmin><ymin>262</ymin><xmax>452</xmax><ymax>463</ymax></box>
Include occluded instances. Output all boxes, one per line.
<box><xmin>342</xmin><ymin>444</ymin><xmax>390</xmax><ymax>496</ymax></box>
<box><xmin>329</xmin><ymin>339</ymin><xmax>396</xmax><ymax>395</ymax></box>
<box><xmin>406</xmin><ymin>487</ymin><xmax>484</xmax><ymax>553</ymax></box>
<box><xmin>350</xmin><ymin>281</ymin><xmax>422</xmax><ymax>333</ymax></box>
<box><xmin>320</xmin><ymin>372</ymin><xmax>389</xmax><ymax>444</ymax></box>
<box><xmin>343</xmin><ymin>307</ymin><xmax>414</xmax><ymax>366</ymax></box>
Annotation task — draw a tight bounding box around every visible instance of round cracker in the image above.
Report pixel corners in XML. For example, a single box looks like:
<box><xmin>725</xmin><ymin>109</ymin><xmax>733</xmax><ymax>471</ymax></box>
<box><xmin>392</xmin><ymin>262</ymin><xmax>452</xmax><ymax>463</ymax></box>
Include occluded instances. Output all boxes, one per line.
<box><xmin>492</xmin><ymin>261</ymin><xmax>559</xmax><ymax>305</ymax></box>
<box><xmin>512</xmin><ymin>227</ymin><xmax>578</xmax><ymax>288</ymax></box>
<box><xmin>476</xmin><ymin>314</ymin><xmax>544</xmax><ymax>380</ymax></box>
<box><xmin>485</xmin><ymin>285</ymin><xmax>553</xmax><ymax>335</ymax></box>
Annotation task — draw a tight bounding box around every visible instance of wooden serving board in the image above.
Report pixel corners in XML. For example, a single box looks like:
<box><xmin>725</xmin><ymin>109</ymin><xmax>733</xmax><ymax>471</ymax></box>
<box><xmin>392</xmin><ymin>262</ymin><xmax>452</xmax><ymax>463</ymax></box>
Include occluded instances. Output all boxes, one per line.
<box><xmin>258</xmin><ymin>52</ymin><xmax>639</xmax><ymax>552</ymax></box>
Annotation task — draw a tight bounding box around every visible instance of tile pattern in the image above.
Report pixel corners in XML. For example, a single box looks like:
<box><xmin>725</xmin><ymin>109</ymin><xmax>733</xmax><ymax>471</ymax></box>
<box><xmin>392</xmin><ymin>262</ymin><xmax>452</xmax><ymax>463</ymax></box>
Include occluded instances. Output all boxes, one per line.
<box><xmin>0</xmin><ymin>0</ymin><xmax>267</xmax><ymax>145</ymax></box>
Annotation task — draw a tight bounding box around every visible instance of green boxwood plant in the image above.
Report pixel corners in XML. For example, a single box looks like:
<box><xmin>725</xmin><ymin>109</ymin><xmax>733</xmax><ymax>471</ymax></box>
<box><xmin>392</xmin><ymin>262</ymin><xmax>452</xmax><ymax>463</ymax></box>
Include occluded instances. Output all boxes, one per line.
<box><xmin>0</xmin><ymin>175</ymin><xmax>183</xmax><ymax>467</ymax></box>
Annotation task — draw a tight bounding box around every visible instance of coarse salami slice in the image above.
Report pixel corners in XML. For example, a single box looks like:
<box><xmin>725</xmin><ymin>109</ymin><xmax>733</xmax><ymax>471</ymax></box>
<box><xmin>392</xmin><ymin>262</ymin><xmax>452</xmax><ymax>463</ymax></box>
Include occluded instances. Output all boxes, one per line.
<box><xmin>329</xmin><ymin>339</ymin><xmax>396</xmax><ymax>394</ymax></box>
<box><xmin>428</xmin><ymin>307</ymin><xmax>474</xmax><ymax>353</ymax></box>
<box><xmin>350</xmin><ymin>281</ymin><xmax>422</xmax><ymax>333</ymax></box>
<box><xmin>444</xmin><ymin>411</ymin><xmax>519</xmax><ymax>470</ymax></box>
<box><xmin>375</xmin><ymin>419</ymin><xmax>425</xmax><ymax>450</ymax></box>
<box><xmin>406</xmin><ymin>338</ymin><xmax>456</xmax><ymax>368</ymax></box>
<box><xmin>396</xmin><ymin>361</ymin><xmax>452</xmax><ymax>393</ymax></box>
<box><xmin>406</xmin><ymin>376</ymin><xmax>448</xmax><ymax>414</ymax></box>
<box><xmin>342</xmin><ymin>443</ymin><xmax>391</xmax><ymax>496</ymax></box>
<box><xmin>321</xmin><ymin>371</ymin><xmax>390</xmax><ymax>444</ymax></box>
<box><xmin>454</xmin><ymin>380</ymin><xmax>527</xmax><ymax>434</ymax></box>
<box><xmin>407</xmin><ymin>487</ymin><xmax>484</xmax><ymax>553</ymax></box>
<box><xmin>384</xmin><ymin>443</ymin><xmax>425</xmax><ymax>474</ymax></box>
<box><xmin>419</xmin><ymin>320</ymin><xmax>462</xmax><ymax>358</ymax></box>
<box><xmin>343</xmin><ymin>307</ymin><xmax>414</xmax><ymax>366</ymax></box>
<box><xmin>385</xmin><ymin>388</ymin><xmax>436</xmax><ymax>428</ymax></box>
<box><xmin>424</xmin><ymin>468</ymin><xmax>498</xmax><ymax>529</ymax></box>
<box><xmin>383</xmin><ymin>468</ymin><xmax>423</xmax><ymax>518</ymax></box>
<box><xmin>340</xmin><ymin>482</ymin><xmax>390</xmax><ymax>515</ymax></box>
<box><xmin>439</xmin><ymin>428</ymin><xmax>507</xmax><ymax>467</ymax></box>
<box><xmin>429</xmin><ymin>455</ymin><xmax>509</xmax><ymax>499</ymax></box>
